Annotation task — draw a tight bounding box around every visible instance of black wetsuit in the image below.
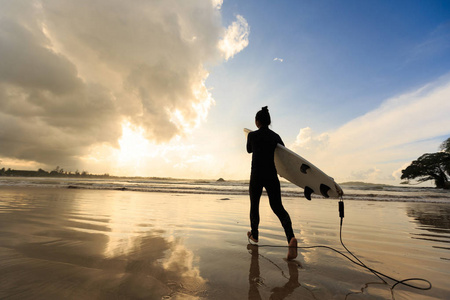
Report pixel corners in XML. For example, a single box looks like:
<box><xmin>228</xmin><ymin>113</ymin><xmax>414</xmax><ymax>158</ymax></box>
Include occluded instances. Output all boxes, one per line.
<box><xmin>247</xmin><ymin>126</ymin><xmax>295</xmax><ymax>243</ymax></box>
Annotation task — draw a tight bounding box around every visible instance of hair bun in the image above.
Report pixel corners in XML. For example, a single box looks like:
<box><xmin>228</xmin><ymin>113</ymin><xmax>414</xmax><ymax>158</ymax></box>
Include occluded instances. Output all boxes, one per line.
<box><xmin>255</xmin><ymin>106</ymin><xmax>271</xmax><ymax>126</ymax></box>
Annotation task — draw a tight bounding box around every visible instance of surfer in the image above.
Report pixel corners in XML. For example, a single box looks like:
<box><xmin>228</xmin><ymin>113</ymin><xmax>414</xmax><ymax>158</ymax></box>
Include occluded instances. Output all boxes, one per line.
<box><xmin>246</xmin><ymin>106</ymin><xmax>298</xmax><ymax>260</ymax></box>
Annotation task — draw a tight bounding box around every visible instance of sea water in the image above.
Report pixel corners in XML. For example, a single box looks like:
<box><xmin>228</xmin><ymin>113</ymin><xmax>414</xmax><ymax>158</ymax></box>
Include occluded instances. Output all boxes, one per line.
<box><xmin>0</xmin><ymin>176</ymin><xmax>449</xmax><ymax>203</ymax></box>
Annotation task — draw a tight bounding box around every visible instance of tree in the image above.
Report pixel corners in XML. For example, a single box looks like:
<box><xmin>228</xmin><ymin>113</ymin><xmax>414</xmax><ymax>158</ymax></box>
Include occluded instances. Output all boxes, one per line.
<box><xmin>38</xmin><ymin>168</ymin><xmax>48</xmax><ymax>175</ymax></box>
<box><xmin>401</xmin><ymin>150</ymin><xmax>450</xmax><ymax>189</ymax></box>
<box><xmin>440</xmin><ymin>137</ymin><xmax>450</xmax><ymax>154</ymax></box>
<box><xmin>439</xmin><ymin>137</ymin><xmax>450</xmax><ymax>176</ymax></box>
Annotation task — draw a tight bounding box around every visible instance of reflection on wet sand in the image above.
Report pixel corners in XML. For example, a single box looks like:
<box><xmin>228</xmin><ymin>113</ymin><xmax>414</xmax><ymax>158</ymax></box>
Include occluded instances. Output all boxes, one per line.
<box><xmin>0</xmin><ymin>187</ymin><xmax>206</xmax><ymax>299</ymax></box>
<box><xmin>407</xmin><ymin>203</ymin><xmax>450</xmax><ymax>231</ymax></box>
<box><xmin>247</xmin><ymin>244</ymin><xmax>316</xmax><ymax>300</ymax></box>
<box><xmin>2</xmin><ymin>187</ymin><xmax>450</xmax><ymax>299</ymax></box>
<box><xmin>407</xmin><ymin>203</ymin><xmax>450</xmax><ymax>258</ymax></box>
<box><xmin>248</xmin><ymin>244</ymin><xmax>263</xmax><ymax>300</ymax></box>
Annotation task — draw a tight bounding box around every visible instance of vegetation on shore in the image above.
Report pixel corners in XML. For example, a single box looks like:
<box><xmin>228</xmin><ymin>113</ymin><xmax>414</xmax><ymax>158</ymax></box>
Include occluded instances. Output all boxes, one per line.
<box><xmin>0</xmin><ymin>166</ymin><xmax>110</xmax><ymax>178</ymax></box>
<box><xmin>401</xmin><ymin>137</ymin><xmax>450</xmax><ymax>189</ymax></box>
<box><xmin>0</xmin><ymin>167</ymin><xmax>225</xmax><ymax>182</ymax></box>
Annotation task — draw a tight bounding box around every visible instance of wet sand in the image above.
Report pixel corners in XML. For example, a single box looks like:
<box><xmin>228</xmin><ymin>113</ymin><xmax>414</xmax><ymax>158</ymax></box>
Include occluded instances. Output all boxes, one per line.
<box><xmin>0</xmin><ymin>186</ymin><xmax>449</xmax><ymax>299</ymax></box>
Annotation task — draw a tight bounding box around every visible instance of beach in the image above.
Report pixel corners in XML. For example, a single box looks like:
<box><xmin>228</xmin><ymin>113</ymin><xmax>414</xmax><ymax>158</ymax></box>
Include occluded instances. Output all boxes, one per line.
<box><xmin>0</xmin><ymin>182</ymin><xmax>449</xmax><ymax>299</ymax></box>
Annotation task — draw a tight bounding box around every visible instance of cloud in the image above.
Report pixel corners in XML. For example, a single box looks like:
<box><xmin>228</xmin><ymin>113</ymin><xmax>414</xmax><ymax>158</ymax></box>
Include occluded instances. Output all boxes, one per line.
<box><xmin>0</xmin><ymin>0</ymin><xmax>248</xmax><ymax>170</ymax></box>
<box><xmin>212</xmin><ymin>0</ymin><xmax>223</xmax><ymax>10</ymax></box>
<box><xmin>291</xmin><ymin>127</ymin><xmax>329</xmax><ymax>151</ymax></box>
<box><xmin>290</xmin><ymin>77</ymin><xmax>450</xmax><ymax>184</ymax></box>
<box><xmin>349</xmin><ymin>167</ymin><xmax>382</xmax><ymax>181</ymax></box>
<box><xmin>273</xmin><ymin>57</ymin><xmax>284</xmax><ymax>62</ymax></box>
<box><xmin>408</xmin><ymin>22</ymin><xmax>450</xmax><ymax>61</ymax></box>
<box><xmin>218</xmin><ymin>15</ymin><xmax>250</xmax><ymax>60</ymax></box>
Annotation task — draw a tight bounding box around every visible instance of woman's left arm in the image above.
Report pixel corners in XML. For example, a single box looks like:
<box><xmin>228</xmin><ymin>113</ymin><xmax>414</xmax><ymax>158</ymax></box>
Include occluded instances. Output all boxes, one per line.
<box><xmin>247</xmin><ymin>133</ymin><xmax>253</xmax><ymax>153</ymax></box>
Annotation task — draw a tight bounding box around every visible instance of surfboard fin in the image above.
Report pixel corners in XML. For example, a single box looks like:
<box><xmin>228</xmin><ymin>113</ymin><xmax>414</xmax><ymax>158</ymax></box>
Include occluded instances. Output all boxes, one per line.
<box><xmin>304</xmin><ymin>186</ymin><xmax>314</xmax><ymax>200</ymax></box>
<box><xmin>300</xmin><ymin>164</ymin><xmax>311</xmax><ymax>174</ymax></box>
<box><xmin>320</xmin><ymin>184</ymin><xmax>331</xmax><ymax>198</ymax></box>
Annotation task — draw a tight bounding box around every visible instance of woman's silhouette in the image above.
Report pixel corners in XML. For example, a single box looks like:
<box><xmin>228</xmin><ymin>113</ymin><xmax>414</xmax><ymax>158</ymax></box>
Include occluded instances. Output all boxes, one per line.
<box><xmin>246</xmin><ymin>106</ymin><xmax>297</xmax><ymax>260</ymax></box>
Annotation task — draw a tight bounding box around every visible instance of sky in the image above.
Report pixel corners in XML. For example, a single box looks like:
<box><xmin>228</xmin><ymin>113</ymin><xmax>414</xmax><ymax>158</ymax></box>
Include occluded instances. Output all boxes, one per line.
<box><xmin>1</xmin><ymin>0</ymin><xmax>450</xmax><ymax>185</ymax></box>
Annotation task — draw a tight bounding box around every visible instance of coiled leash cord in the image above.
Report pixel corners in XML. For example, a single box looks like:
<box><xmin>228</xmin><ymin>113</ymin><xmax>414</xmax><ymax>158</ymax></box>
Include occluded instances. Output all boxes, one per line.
<box><xmin>248</xmin><ymin>198</ymin><xmax>432</xmax><ymax>292</ymax></box>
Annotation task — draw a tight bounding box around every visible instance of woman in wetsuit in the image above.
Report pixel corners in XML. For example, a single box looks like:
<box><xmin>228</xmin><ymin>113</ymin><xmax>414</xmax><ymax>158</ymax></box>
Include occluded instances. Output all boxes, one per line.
<box><xmin>246</xmin><ymin>106</ymin><xmax>297</xmax><ymax>260</ymax></box>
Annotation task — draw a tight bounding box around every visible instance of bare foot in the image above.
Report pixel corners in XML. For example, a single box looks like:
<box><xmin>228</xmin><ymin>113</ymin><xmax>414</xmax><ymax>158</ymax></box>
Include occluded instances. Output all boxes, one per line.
<box><xmin>287</xmin><ymin>237</ymin><xmax>298</xmax><ymax>260</ymax></box>
<box><xmin>247</xmin><ymin>231</ymin><xmax>258</xmax><ymax>243</ymax></box>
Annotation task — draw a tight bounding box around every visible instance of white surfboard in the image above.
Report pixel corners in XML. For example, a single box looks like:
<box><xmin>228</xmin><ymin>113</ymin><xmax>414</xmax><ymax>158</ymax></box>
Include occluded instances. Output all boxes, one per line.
<box><xmin>245</xmin><ymin>128</ymin><xmax>343</xmax><ymax>200</ymax></box>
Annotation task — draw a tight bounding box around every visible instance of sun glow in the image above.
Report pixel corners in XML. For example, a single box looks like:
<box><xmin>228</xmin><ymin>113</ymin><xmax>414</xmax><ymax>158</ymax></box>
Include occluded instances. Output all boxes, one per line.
<box><xmin>80</xmin><ymin>121</ymin><xmax>228</xmax><ymax>179</ymax></box>
<box><xmin>117</xmin><ymin>122</ymin><xmax>154</xmax><ymax>166</ymax></box>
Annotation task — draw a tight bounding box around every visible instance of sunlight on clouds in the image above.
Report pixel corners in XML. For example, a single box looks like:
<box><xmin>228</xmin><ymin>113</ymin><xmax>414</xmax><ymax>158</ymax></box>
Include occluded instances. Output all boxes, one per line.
<box><xmin>117</xmin><ymin>122</ymin><xmax>154</xmax><ymax>165</ymax></box>
<box><xmin>219</xmin><ymin>15</ymin><xmax>250</xmax><ymax>60</ymax></box>
<box><xmin>192</xmin><ymin>75</ymin><xmax>215</xmax><ymax>124</ymax></box>
<box><xmin>79</xmin><ymin>122</ymin><xmax>161</xmax><ymax>176</ymax></box>
<box><xmin>0</xmin><ymin>157</ymin><xmax>43</xmax><ymax>171</ymax></box>
<box><xmin>0</xmin><ymin>0</ymin><xmax>245</xmax><ymax>172</ymax></box>
<box><xmin>291</xmin><ymin>127</ymin><xmax>329</xmax><ymax>151</ymax></box>
<box><xmin>335</xmin><ymin>78</ymin><xmax>450</xmax><ymax>151</ymax></box>
<box><xmin>79</xmin><ymin>122</ymin><xmax>222</xmax><ymax>179</ymax></box>
<box><xmin>290</xmin><ymin>77</ymin><xmax>450</xmax><ymax>184</ymax></box>
<box><xmin>212</xmin><ymin>0</ymin><xmax>223</xmax><ymax>10</ymax></box>
<box><xmin>350</xmin><ymin>167</ymin><xmax>382</xmax><ymax>182</ymax></box>
<box><xmin>168</xmin><ymin>71</ymin><xmax>215</xmax><ymax>136</ymax></box>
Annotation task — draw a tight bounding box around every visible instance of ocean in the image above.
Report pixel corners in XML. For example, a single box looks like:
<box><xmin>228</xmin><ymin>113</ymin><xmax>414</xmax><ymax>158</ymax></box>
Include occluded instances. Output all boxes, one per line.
<box><xmin>1</xmin><ymin>176</ymin><xmax>449</xmax><ymax>203</ymax></box>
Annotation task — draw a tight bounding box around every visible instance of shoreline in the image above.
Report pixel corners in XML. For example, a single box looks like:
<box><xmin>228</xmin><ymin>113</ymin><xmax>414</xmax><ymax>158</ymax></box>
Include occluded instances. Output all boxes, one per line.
<box><xmin>1</xmin><ymin>180</ymin><xmax>449</xmax><ymax>204</ymax></box>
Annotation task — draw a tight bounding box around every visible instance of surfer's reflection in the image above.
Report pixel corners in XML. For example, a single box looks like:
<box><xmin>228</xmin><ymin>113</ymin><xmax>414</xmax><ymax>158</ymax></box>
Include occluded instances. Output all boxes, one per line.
<box><xmin>248</xmin><ymin>244</ymin><xmax>263</xmax><ymax>300</ymax></box>
<box><xmin>247</xmin><ymin>244</ymin><xmax>301</xmax><ymax>300</ymax></box>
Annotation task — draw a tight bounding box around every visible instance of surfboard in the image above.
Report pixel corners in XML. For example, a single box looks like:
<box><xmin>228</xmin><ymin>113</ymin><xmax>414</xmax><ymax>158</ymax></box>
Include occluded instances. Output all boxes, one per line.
<box><xmin>244</xmin><ymin>128</ymin><xmax>343</xmax><ymax>200</ymax></box>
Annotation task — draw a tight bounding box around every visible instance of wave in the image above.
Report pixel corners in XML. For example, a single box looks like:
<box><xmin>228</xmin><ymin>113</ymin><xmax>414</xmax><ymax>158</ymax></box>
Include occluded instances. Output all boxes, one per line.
<box><xmin>1</xmin><ymin>177</ymin><xmax>449</xmax><ymax>204</ymax></box>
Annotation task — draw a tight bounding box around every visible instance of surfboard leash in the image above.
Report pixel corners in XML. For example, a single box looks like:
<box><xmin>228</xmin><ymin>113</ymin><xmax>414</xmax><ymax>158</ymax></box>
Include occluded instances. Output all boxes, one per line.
<box><xmin>247</xmin><ymin>197</ymin><xmax>432</xmax><ymax>293</ymax></box>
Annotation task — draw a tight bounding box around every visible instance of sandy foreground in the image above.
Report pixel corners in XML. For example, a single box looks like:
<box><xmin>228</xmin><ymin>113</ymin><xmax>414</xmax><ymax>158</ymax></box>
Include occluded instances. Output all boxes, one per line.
<box><xmin>0</xmin><ymin>186</ymin><xmax>449</xmax><ymax>299</ymax></box>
